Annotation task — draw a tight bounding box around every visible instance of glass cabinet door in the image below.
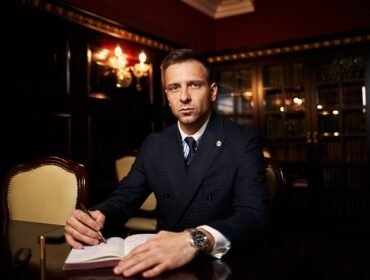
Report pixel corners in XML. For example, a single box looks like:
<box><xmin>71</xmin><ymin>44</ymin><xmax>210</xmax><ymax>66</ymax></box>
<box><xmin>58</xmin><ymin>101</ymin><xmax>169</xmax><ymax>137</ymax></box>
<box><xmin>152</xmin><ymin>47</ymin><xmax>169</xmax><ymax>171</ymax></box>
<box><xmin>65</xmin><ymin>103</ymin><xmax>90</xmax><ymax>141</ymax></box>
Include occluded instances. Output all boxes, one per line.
<box><xmin>315</xmin><ymin>55</ymin><xmax>368</xmax><ymax>221</ymax></box>
<box><xmin>261</xmin><ymin>62</ymin><xmax>309</xmax><ymax>188</ymax></box>
<box><xmin>215</xmin><ymin>66</ymin><xmax>257</xmax><ymax>127</ymax></box>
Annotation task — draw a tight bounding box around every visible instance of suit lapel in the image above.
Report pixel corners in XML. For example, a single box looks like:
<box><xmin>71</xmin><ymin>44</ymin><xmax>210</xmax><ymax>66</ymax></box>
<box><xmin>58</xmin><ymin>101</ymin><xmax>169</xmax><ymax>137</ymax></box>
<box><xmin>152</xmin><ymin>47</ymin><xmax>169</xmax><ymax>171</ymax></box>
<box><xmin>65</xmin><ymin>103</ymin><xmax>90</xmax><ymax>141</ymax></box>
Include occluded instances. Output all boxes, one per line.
<box><xmin>166</xmin><ymin>114</ymin><xmax>226</xmax><ymax>228</ymax></box>
<box><xmin>164</xmin><ymin>128</ymin><xmax>187</xmax><ymax>195</ymax></box>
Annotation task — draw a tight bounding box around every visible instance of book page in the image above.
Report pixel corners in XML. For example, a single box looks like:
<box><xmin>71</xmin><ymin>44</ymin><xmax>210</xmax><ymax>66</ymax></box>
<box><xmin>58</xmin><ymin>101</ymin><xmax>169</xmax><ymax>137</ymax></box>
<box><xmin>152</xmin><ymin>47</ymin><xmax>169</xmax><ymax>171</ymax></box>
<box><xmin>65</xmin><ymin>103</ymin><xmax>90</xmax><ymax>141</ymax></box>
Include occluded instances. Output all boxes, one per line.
<box><xmin>65</xmin><ymin>237</ymin><xmax>125</xmax><ymax>264</ymax></box>
<box><xmin>124</xmin><ymin>233</ymin><xmax>155</xmax><ymax>255</ymax></box>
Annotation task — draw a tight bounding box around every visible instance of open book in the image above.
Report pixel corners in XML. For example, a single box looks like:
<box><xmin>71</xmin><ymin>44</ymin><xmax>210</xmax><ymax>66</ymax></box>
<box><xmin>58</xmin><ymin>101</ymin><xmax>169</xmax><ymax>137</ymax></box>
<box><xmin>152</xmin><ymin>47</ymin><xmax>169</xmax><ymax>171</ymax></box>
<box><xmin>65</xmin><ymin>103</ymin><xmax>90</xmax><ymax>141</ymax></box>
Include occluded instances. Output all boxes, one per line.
<box><xmin>63</xmin><ymin>233</ymin><xmax>154</xmax><ymax>271</ymax></box>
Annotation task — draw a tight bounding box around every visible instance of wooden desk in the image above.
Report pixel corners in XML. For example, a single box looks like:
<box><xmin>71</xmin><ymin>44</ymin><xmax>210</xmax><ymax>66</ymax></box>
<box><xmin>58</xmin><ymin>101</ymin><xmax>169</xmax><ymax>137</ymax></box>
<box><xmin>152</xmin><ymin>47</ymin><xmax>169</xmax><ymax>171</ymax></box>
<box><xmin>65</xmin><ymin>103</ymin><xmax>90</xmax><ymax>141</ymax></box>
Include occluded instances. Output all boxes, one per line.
<box><xmin>1</xmin><ymin>220</ymin><xmax>369</xmax><ymax>280</ymax></box>
<box><xmin>0</xmin><ymin>220</ymin><xmax>232</xmax><ymax>280</ymax></box>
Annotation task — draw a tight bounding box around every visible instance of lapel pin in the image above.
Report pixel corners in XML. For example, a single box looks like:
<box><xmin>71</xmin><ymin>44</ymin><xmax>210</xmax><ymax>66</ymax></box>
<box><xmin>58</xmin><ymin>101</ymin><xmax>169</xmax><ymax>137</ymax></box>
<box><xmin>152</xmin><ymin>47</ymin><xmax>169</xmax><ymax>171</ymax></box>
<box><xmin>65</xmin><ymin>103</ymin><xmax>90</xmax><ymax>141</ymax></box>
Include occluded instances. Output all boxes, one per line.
<box><xmin>216</xmin><ymin>140</ymin><xmax>222</xmax><ymax>147</ymax></box>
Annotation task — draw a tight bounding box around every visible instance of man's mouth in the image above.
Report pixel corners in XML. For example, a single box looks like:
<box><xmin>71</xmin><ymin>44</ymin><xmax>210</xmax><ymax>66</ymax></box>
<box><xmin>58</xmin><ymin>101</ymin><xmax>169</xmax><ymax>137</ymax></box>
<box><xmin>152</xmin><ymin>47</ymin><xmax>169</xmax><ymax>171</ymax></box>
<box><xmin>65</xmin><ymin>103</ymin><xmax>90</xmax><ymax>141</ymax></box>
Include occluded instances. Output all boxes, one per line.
<box><xmin>180</xmin><ymin>108</ymin><xmax>193</xmax><ymax>113</ymax></box>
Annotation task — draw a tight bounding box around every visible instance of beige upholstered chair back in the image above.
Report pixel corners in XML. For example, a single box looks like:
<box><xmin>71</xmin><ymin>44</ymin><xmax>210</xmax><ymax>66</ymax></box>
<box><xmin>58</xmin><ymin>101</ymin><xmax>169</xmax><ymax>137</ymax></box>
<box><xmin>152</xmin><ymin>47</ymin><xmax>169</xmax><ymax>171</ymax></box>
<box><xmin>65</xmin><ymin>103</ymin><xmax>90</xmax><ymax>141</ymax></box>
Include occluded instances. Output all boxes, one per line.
<box><xmin>115</xmin><ymin>153</ymin><xmax>157</xmax><ymax>232</ymax></box>
<box><xmin>1</xmin><ymin>156</ymin><xmax>88</xmax><ymax>225</ymax></box>
<box><xmin>115</xmin><ymin>155</ymin><xmax>136</xmax><ymax>181</ymax></box>
<box><xmin>115</xmin><ymin>155</ymin><xmax>157</xmax><ymax>211</ymax></box>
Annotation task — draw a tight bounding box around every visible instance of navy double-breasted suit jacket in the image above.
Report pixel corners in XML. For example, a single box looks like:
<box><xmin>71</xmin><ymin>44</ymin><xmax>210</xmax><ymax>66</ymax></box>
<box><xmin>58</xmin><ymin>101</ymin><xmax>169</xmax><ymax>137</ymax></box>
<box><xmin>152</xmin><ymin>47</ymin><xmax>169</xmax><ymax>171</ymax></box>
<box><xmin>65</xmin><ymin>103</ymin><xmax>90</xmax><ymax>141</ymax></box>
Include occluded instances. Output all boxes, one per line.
<box><xmin>96</xmin><ymin>113</ymin><xmax>269</xmax><ymax>248</ymax></box>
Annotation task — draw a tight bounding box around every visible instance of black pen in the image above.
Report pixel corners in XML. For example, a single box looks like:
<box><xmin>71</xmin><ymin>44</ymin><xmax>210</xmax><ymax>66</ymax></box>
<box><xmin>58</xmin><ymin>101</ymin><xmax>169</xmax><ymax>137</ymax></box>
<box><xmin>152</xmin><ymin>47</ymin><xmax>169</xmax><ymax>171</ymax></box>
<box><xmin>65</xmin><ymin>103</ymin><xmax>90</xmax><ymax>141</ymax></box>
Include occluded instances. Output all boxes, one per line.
<box><xmin>79</xmin><ymin>203</ymin><xmax>107</xmax><ymax>243</ymax></box>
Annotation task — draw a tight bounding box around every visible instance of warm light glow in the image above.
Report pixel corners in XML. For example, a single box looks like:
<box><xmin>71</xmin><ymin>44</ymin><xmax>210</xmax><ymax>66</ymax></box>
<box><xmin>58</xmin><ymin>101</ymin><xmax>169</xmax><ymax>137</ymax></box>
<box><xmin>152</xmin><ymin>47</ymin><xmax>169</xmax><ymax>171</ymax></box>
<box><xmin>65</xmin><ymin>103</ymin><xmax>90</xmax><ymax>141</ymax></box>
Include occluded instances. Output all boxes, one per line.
<box><xmin>243</xmin><ymin>91</ymin><xmax>253</xmax><ymax>99</ymax></box>
<box><xmin>321</xmin><ymin>111</ymin><xmax>329</xmax><ymax>116</ymax></box>
<box><xmin>362</xmin><ymin>86</ymin><xmax>366</xmax><ymax>106</ymax></box>
<box><xmin>317</xmin><ymin>104</ymin><xmax>323</xmax><ymax>110</ymax></box>
<box><xmin>293</xmin><ymin>97</ymin><xmax>303</xmax><ymax>105</ymax></box>
<box><xmin>333</xmin><ymin>132</ymin><xmax>340</xmax><ymax>137</ymax></box>
<box><xmin>332</xmin><ymin>110</ymin><xmax>339</xmax><ymax>115</ymax></box>
<box><xmin>92</xmin><ymin>45</ymin><xmax>150</xmax><ymax>90</ymax></box>
<box><xmin>280</xmin><ymin>106</ymin><xmax>285</xmax><ymax>112</ymax></box>
<box><xmin>139</xmin><ymin>51</ymin><xmax>147</xmax><ymax>63</ymax></box>
<box><xmin>114</xmin><ymin>45</ymin><xmax>122</xmax><ymax>57</ymax></box>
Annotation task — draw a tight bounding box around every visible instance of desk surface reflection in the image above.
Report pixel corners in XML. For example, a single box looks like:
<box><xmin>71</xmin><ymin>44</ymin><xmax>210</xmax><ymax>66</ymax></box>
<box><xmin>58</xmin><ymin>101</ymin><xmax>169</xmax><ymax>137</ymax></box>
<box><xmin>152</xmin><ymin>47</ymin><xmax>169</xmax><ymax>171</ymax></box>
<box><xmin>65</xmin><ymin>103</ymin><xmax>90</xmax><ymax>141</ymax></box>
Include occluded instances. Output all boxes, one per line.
<box><xmin>1</xmin><ymin>220</ymin><xmax>369</xmax><ymax>280</ymax></box>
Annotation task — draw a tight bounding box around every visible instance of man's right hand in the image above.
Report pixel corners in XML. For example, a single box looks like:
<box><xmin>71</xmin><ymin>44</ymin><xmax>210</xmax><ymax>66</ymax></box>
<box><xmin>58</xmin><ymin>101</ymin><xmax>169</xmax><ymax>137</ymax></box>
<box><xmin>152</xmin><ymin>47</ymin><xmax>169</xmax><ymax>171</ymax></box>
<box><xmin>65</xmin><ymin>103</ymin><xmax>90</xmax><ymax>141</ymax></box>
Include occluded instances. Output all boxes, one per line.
<box><xmin>64</xmin><ymin>209</ymin><xmax>106</xmax><ymax>249</ymax></box>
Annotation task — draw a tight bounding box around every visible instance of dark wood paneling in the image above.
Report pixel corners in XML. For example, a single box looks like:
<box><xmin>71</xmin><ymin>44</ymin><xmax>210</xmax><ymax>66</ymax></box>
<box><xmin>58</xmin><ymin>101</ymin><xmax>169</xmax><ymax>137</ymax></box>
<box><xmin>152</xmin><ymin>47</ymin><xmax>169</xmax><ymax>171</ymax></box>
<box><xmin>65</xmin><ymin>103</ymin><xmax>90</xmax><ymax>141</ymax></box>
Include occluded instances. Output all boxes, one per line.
<box><xmin>2</xmin><ymin>2</ymin><xmax>170</xmax><ymax>205</ymax></box>
<box><xmin>1</xmin><ymin>113</ymin><xmax>72</xmax><ymax>176</ymax></box>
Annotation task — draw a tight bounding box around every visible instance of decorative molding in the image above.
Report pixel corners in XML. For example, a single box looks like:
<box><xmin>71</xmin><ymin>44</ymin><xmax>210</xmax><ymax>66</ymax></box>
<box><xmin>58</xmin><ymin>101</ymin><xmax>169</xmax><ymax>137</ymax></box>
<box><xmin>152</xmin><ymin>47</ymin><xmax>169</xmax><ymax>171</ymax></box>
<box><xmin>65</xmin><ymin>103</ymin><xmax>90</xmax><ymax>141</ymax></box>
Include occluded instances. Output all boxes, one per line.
<box><xmin>17</xmin><ymin>0</ymin><xmax>175</xmax><ymax>52</ymax></box>
<box><xmin>207</xmin><ymin>34</ymin><xmax>370</xmax><ymax>63</ymax></box>
<box><xmin>182</xmin><ymin>0</ymin><xmax>255</xmax><ymax>19</ymax></box>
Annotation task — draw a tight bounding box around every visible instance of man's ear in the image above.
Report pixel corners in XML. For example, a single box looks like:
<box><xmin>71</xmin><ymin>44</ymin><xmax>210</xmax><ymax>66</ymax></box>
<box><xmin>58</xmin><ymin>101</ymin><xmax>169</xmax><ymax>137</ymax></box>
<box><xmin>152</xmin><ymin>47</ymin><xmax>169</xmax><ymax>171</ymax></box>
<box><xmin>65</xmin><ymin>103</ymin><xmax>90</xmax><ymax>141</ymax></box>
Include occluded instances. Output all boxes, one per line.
<box><xmin>210</xmin><ymin>82</ymin><xmax>218</xmax><ymax>102</ymax></box>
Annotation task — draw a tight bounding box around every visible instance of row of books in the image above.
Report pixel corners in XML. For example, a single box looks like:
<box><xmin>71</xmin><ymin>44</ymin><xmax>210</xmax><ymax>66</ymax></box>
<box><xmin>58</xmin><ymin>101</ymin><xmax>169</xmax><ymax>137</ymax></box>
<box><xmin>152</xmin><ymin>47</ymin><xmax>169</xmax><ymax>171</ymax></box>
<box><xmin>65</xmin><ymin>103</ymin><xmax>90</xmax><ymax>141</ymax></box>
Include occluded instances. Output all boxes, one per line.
<box><xmin>265</xmin><ymin>116</ymin><xmax>284</xmax><ymax>137</ymax></box>
<box><xmin>263</xmin><ymin>63</ymin><xmax>303</xmax><ymax>87</ymax></box>
<box><xmin>287</xmin><ymin>143</ymin><xmax>307</xmax><ymax>161</ymax></box>
<box><xmin>318</xmin><ymin>192</ymin><xmax>369</xmax><ymax>220</ymax></box>
<box><xmin>318</xmin><ymin>111</ymin><xmax>366</xmax><ymax>134</ymax></box>
<box><xmin>344</xmin><ymin>139</ymin><xmax>367</xmax><ymax>162</ymax></box>
<box><xmin>318</xmin><ymin>114</ymin><xmax>340</xmax><ymax>133</ymax></box>
<box><xmin>219</xmin><ymin>69</ymin><xmax>252</xmax><ymax>91</ymax></box>
<box><xmin>322</xmin><ymin>167</ymin><xmax>368</xmax><ymax>190</ymax></box>
<box><xmin>266</xmin><ymin>116</ymin><xmax>306</xmax><ymax>138</ymax></box>
<box><xmin>317</xmin><ymin>83</ymin><xmax>364</xmax><ymax>107</ymax></box>
<box><xmin>342</xmin><ymin>83</ymin><xmax>365</xmax><ymax>106</ymax></box>
<box><xmin>320</xmin><ymin>139</ymin><xmax>367</xmax><ymax>162</ymax></box>
<box><xmin>343</xmin><ymin>111</ymin><xmax>366</xmax><ymax>134</ymax></box>
<box><xmin>317</xmin><ymin>86</ymin><xmax>340</xmax><ymax>105</ymax></box>
<box><xmin>317</xmin><ymin>56</ymin><xmax>365</xmax><ymax>83</ymax></box>
<box><xmin>285</xmin><ymin>118</ymin><xmax>306</xmax><ymax>137</ymax></box>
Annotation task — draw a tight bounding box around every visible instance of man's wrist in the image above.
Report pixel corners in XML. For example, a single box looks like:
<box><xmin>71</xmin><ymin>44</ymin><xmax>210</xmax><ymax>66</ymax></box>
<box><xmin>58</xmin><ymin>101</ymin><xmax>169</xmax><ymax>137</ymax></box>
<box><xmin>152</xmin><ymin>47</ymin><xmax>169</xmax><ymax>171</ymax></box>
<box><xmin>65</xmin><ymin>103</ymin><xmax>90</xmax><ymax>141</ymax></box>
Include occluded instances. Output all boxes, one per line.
<box><xmin>185</xmin><ymin>228</ymin><xmax>215</xmax><ymax>253</ymax></box>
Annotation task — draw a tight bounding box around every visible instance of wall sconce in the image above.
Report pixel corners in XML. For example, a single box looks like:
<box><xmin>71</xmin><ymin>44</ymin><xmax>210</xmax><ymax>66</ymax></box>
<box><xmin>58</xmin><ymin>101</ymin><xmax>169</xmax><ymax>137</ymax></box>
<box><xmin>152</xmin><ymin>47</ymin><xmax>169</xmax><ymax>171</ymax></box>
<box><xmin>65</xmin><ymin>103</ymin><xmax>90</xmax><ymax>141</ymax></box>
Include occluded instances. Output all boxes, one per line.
<box><xmin>93</xmin><ymin>45</ymin><xmax>150</xmax><ymax>91</ymax></box>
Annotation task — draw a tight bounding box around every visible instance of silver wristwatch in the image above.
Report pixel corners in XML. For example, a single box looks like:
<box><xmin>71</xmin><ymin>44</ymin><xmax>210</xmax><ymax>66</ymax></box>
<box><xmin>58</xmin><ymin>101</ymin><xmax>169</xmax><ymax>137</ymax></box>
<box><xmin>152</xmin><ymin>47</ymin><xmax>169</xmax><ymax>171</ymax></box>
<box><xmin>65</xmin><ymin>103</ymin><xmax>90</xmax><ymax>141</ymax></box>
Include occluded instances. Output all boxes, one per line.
<box><xmin>185</xmin><ymin>228</ymin><xmax>209</xmax><ymax>251</ymax></box>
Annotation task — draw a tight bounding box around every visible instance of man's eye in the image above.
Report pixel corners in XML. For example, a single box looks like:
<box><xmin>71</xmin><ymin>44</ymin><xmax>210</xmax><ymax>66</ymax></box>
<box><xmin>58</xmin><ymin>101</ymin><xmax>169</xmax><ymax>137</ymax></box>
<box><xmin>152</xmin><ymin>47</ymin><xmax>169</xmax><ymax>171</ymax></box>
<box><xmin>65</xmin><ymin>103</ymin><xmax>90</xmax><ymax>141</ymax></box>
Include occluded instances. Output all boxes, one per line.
<box><xmin>167</xmin><ymin>85</ymin><xmax>179</xmax><ymax>93</ymax></box>
<box><xmin>189</xmin><ymin>82</ymin><xmax>201</xmax><ymax>89</ymax></box>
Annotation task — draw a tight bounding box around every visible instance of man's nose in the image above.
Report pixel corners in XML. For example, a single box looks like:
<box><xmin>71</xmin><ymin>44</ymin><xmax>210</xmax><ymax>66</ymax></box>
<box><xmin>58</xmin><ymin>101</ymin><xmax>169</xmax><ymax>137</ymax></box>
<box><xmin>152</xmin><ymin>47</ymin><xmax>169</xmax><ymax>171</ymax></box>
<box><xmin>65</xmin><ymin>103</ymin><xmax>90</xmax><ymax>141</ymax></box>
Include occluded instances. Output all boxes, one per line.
<box><xmin>179</xmin><ymin>87</ymin><xmax>191</xmax><ymax>102</ymax></box>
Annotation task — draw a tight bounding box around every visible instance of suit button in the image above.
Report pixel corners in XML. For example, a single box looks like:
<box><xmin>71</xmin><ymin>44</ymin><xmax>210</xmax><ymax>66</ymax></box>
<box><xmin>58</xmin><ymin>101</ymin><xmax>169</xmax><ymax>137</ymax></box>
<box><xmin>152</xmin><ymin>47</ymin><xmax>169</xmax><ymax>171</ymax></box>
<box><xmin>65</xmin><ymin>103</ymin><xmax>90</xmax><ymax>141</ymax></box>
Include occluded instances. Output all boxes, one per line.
<box><xmin>206</xmin><ymin>194</ymin><xmax>213</xmax><ymax>201</ymax></box>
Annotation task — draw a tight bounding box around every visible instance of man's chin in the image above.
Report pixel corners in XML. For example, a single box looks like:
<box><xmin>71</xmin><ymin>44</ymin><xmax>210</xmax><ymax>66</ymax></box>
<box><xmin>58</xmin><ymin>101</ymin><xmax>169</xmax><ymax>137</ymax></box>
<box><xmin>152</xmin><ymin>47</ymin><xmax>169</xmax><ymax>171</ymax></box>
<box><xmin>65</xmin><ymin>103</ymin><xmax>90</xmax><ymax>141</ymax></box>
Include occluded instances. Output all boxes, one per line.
<box><xmin>178</xmin><ymin>115</ymin><xmax>195</xmax><ymax>124</ymax></box>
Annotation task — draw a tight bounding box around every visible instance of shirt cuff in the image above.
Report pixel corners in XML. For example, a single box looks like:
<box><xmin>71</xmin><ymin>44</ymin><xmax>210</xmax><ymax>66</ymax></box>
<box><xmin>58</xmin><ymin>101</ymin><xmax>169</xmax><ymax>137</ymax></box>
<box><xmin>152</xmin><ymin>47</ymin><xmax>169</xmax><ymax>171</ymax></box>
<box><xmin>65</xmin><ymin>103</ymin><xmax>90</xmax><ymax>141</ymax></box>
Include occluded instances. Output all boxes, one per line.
<box><xmin>198</xmin><ymin>225</ymin><xmax>231</xmax><ymax>259</ymax></box>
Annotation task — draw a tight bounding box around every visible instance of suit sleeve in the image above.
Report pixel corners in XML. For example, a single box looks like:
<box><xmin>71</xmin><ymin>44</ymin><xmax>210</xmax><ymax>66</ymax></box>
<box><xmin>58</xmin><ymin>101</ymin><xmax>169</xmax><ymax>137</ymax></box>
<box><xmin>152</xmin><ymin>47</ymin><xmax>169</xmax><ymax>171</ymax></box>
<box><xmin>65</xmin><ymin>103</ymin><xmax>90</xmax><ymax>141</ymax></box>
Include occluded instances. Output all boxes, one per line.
<box><xmin>92</xmin><ymin>135</ymin><xmax>154</xmax><ymax>232</ymax></box>
<box><xmin>206</xmin><ymin>128</ymin><xmax>270</xmax><ymax>249</ymax></box>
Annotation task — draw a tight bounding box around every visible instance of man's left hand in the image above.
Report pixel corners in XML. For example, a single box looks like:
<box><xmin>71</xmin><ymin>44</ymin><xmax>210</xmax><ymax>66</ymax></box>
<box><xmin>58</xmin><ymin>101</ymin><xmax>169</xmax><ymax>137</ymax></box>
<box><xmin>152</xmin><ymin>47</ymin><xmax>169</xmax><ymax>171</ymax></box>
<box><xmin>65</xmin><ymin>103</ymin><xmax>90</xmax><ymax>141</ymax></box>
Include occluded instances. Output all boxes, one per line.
<box><xmin>113</xmin><ymin>230</ymin><xmax>198</xmax><ymax>278</ymax></box>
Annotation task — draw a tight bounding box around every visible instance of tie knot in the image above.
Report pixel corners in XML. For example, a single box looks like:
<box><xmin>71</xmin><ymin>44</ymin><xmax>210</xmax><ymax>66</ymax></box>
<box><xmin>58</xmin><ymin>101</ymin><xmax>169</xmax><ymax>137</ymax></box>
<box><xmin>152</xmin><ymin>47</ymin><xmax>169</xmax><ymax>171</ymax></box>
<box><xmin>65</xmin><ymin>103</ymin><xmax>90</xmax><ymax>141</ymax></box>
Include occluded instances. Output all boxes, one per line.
<box><xmin>184</xmin><ymin>137</ymin><xmax>197</xmax><ymax>168</ymax></box>
<box><xmin>184</xmin><ymin>137</ymin><xmax>197</xmax><ymax>153</ymax></box>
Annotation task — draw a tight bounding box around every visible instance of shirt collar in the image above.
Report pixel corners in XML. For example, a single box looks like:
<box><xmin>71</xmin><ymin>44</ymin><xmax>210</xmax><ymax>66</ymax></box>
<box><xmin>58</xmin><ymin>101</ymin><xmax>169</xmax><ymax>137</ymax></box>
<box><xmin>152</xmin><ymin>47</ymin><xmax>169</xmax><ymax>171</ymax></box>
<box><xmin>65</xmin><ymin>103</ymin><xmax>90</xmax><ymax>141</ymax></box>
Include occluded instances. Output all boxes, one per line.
<box><xmin>178</xmin><ymin>117</ymin><xmax>210</xmax><ymax>142</ymax></box>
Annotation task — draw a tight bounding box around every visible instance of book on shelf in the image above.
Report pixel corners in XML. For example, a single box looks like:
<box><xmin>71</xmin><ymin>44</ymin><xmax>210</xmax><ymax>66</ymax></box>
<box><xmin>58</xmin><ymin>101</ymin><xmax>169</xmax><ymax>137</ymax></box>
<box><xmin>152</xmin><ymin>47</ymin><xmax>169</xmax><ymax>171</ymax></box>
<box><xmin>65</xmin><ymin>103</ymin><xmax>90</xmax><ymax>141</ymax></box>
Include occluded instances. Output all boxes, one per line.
<box><xmin>63</xmin><ymin>233</ymin><xmax>154</xmax><ymax>271</ymax></box>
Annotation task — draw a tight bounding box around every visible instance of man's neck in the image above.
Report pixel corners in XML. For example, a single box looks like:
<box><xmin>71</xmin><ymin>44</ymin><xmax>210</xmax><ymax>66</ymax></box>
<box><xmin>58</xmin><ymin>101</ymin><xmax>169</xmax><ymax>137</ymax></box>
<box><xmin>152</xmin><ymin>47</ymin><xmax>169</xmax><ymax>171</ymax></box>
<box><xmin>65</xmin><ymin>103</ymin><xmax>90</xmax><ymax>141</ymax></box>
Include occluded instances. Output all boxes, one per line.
<box><xmin>178</xmin><ymin>114</ymin><xmax>211</xmax><ymax>139</ymax></box>
<box><xmin>179</xmin><ymin>112</ymin><xmax>212</xmax><ymax>136</ymax></box>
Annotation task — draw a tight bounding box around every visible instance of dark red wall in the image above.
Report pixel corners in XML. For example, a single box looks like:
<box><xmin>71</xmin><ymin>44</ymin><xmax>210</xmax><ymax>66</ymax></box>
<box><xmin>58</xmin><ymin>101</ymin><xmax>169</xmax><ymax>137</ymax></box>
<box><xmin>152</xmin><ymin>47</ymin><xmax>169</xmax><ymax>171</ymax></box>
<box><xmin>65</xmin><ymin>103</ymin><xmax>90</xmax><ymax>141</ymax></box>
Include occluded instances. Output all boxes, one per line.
<box><xmin>62</xmin><ymin>0</ymin><xmax>213</xmax><ymax>51</ymax></box>
<box><xmin>213</xmin><ymin>0</ymin><xmax>370</xmax><ymax>51</ymax></box>
<box><xmin>62</xmin><ymin>0</ymin><xmax>370</xmax><ymax>52</ymax></box>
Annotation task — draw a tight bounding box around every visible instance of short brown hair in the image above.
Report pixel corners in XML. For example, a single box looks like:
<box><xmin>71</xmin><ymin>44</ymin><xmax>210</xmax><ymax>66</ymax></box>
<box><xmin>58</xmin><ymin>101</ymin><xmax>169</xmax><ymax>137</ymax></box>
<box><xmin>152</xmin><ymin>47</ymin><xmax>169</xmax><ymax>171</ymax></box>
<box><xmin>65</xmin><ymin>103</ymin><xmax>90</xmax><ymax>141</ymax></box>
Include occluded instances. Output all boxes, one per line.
<box><xmin>160</xmin><ymin>49</ymin><xmax>211</xmax><ymax>84</ymax></box>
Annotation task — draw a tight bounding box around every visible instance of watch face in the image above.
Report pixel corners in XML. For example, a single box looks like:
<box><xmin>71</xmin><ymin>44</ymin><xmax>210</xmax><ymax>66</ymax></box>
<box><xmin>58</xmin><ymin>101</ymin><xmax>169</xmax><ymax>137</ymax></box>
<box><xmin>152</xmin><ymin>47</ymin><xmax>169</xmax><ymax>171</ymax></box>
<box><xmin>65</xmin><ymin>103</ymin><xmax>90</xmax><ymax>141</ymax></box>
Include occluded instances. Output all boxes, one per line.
<box><xmin>192</xmin><ymin>230</ymin><xmax>208</xmax><ymax>249</ymax></box>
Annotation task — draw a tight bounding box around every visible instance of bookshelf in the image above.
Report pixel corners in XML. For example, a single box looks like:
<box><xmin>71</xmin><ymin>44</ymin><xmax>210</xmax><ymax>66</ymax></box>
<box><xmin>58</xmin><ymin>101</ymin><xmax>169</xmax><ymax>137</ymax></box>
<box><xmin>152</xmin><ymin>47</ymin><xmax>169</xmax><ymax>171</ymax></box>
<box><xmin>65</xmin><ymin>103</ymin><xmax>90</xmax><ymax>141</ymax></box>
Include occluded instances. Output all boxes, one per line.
<box><xmin>212</xmin><ymin>45</ymin><xmax>370</xmax><ymax>230</ymax></box>
<box><xmin>314</xmin><ymin>54</ymin><xmax>369</xmax><ymax>223</ymax></box>
<box><xmin>261</xmin><ymin>61</ymin><xmax>309</xmax><ymax>193</ymax></box>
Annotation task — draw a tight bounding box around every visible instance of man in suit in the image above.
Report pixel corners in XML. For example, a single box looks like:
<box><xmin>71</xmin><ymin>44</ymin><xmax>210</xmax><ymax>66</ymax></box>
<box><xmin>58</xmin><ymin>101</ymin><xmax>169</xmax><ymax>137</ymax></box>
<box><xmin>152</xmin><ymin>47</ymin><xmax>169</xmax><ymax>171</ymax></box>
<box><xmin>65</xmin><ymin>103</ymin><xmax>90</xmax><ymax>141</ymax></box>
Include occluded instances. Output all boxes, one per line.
<box><xmin>65</xmin><ymin>48</ymin><xmax>269</xmax><ymax>277</ymax></box>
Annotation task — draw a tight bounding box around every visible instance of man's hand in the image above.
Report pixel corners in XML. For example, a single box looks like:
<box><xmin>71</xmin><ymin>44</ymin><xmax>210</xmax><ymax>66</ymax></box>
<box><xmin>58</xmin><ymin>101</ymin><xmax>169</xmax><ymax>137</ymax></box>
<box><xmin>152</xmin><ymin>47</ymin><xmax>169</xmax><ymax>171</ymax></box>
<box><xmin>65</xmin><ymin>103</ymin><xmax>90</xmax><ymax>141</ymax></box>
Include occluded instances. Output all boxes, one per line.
<box><xmin>113</xmin><ymin>230</ymin><xmax>198</xmax><ymax>278</ymax></box>
<box><xmin>64</xmin><ymin>209</ymin><xmax>106</xmax><ymax>249</ymax></box>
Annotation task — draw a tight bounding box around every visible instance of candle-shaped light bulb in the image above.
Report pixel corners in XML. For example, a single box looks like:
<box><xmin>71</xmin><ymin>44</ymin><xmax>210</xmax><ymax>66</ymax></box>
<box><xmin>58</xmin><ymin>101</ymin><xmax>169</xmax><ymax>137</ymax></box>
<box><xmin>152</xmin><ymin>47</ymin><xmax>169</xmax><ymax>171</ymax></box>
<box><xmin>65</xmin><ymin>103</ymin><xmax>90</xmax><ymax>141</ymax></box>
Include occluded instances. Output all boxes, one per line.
<box><xmin>114</xmin><ymin>45</ymin><xmax>122</xmax><ymax>57</ymax></box>
<box><xmin>139</xmin><ymin>51</ymin><xmax>147</xmax><ymax>63</ymax></box>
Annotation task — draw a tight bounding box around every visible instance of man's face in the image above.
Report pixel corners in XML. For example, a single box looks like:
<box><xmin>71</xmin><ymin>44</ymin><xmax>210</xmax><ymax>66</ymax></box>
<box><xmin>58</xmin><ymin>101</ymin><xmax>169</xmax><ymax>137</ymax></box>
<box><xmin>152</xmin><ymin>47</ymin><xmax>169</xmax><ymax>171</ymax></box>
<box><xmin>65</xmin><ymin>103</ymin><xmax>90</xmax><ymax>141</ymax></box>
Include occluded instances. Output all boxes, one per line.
<box><xmin>164</xmin><ymin>60</ymin><xmax>217</xmax><ymax>135</ymax></box>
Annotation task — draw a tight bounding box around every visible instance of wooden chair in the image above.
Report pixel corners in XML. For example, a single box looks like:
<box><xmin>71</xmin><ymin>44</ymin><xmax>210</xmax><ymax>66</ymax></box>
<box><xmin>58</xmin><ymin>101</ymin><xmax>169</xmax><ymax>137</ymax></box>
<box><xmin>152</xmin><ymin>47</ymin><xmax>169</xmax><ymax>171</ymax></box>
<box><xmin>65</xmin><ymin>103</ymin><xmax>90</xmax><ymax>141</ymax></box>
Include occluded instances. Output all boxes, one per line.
<box><xmin>1</xmin><ymin>156</ymin><xmax>88</xmax><ymax>225</ymax></box>
<box><xmin>115</xmin><ymin>152</ymin><xmax>157</xmax><ymax>233</ymax></box>
<box><xmin>264</xmin><ymin>156</ymin><xmax>286</xmax><ymax>246</ymax></box>
<box><xmin>264</xmin><ymin>156</ymin><xmax>285</xmax><ymax>210</ymax></box>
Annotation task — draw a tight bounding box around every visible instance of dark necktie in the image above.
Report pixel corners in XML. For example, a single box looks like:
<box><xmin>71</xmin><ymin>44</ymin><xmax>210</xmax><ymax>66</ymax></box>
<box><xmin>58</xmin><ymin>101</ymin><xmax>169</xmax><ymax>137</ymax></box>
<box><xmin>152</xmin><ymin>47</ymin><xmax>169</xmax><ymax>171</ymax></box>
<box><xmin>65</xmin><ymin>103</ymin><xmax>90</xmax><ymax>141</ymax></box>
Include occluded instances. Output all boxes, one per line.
<box><xmin>184</xmin><ymin>137</ymin><xmax>197</xmax><ymax>167</ymax></box>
